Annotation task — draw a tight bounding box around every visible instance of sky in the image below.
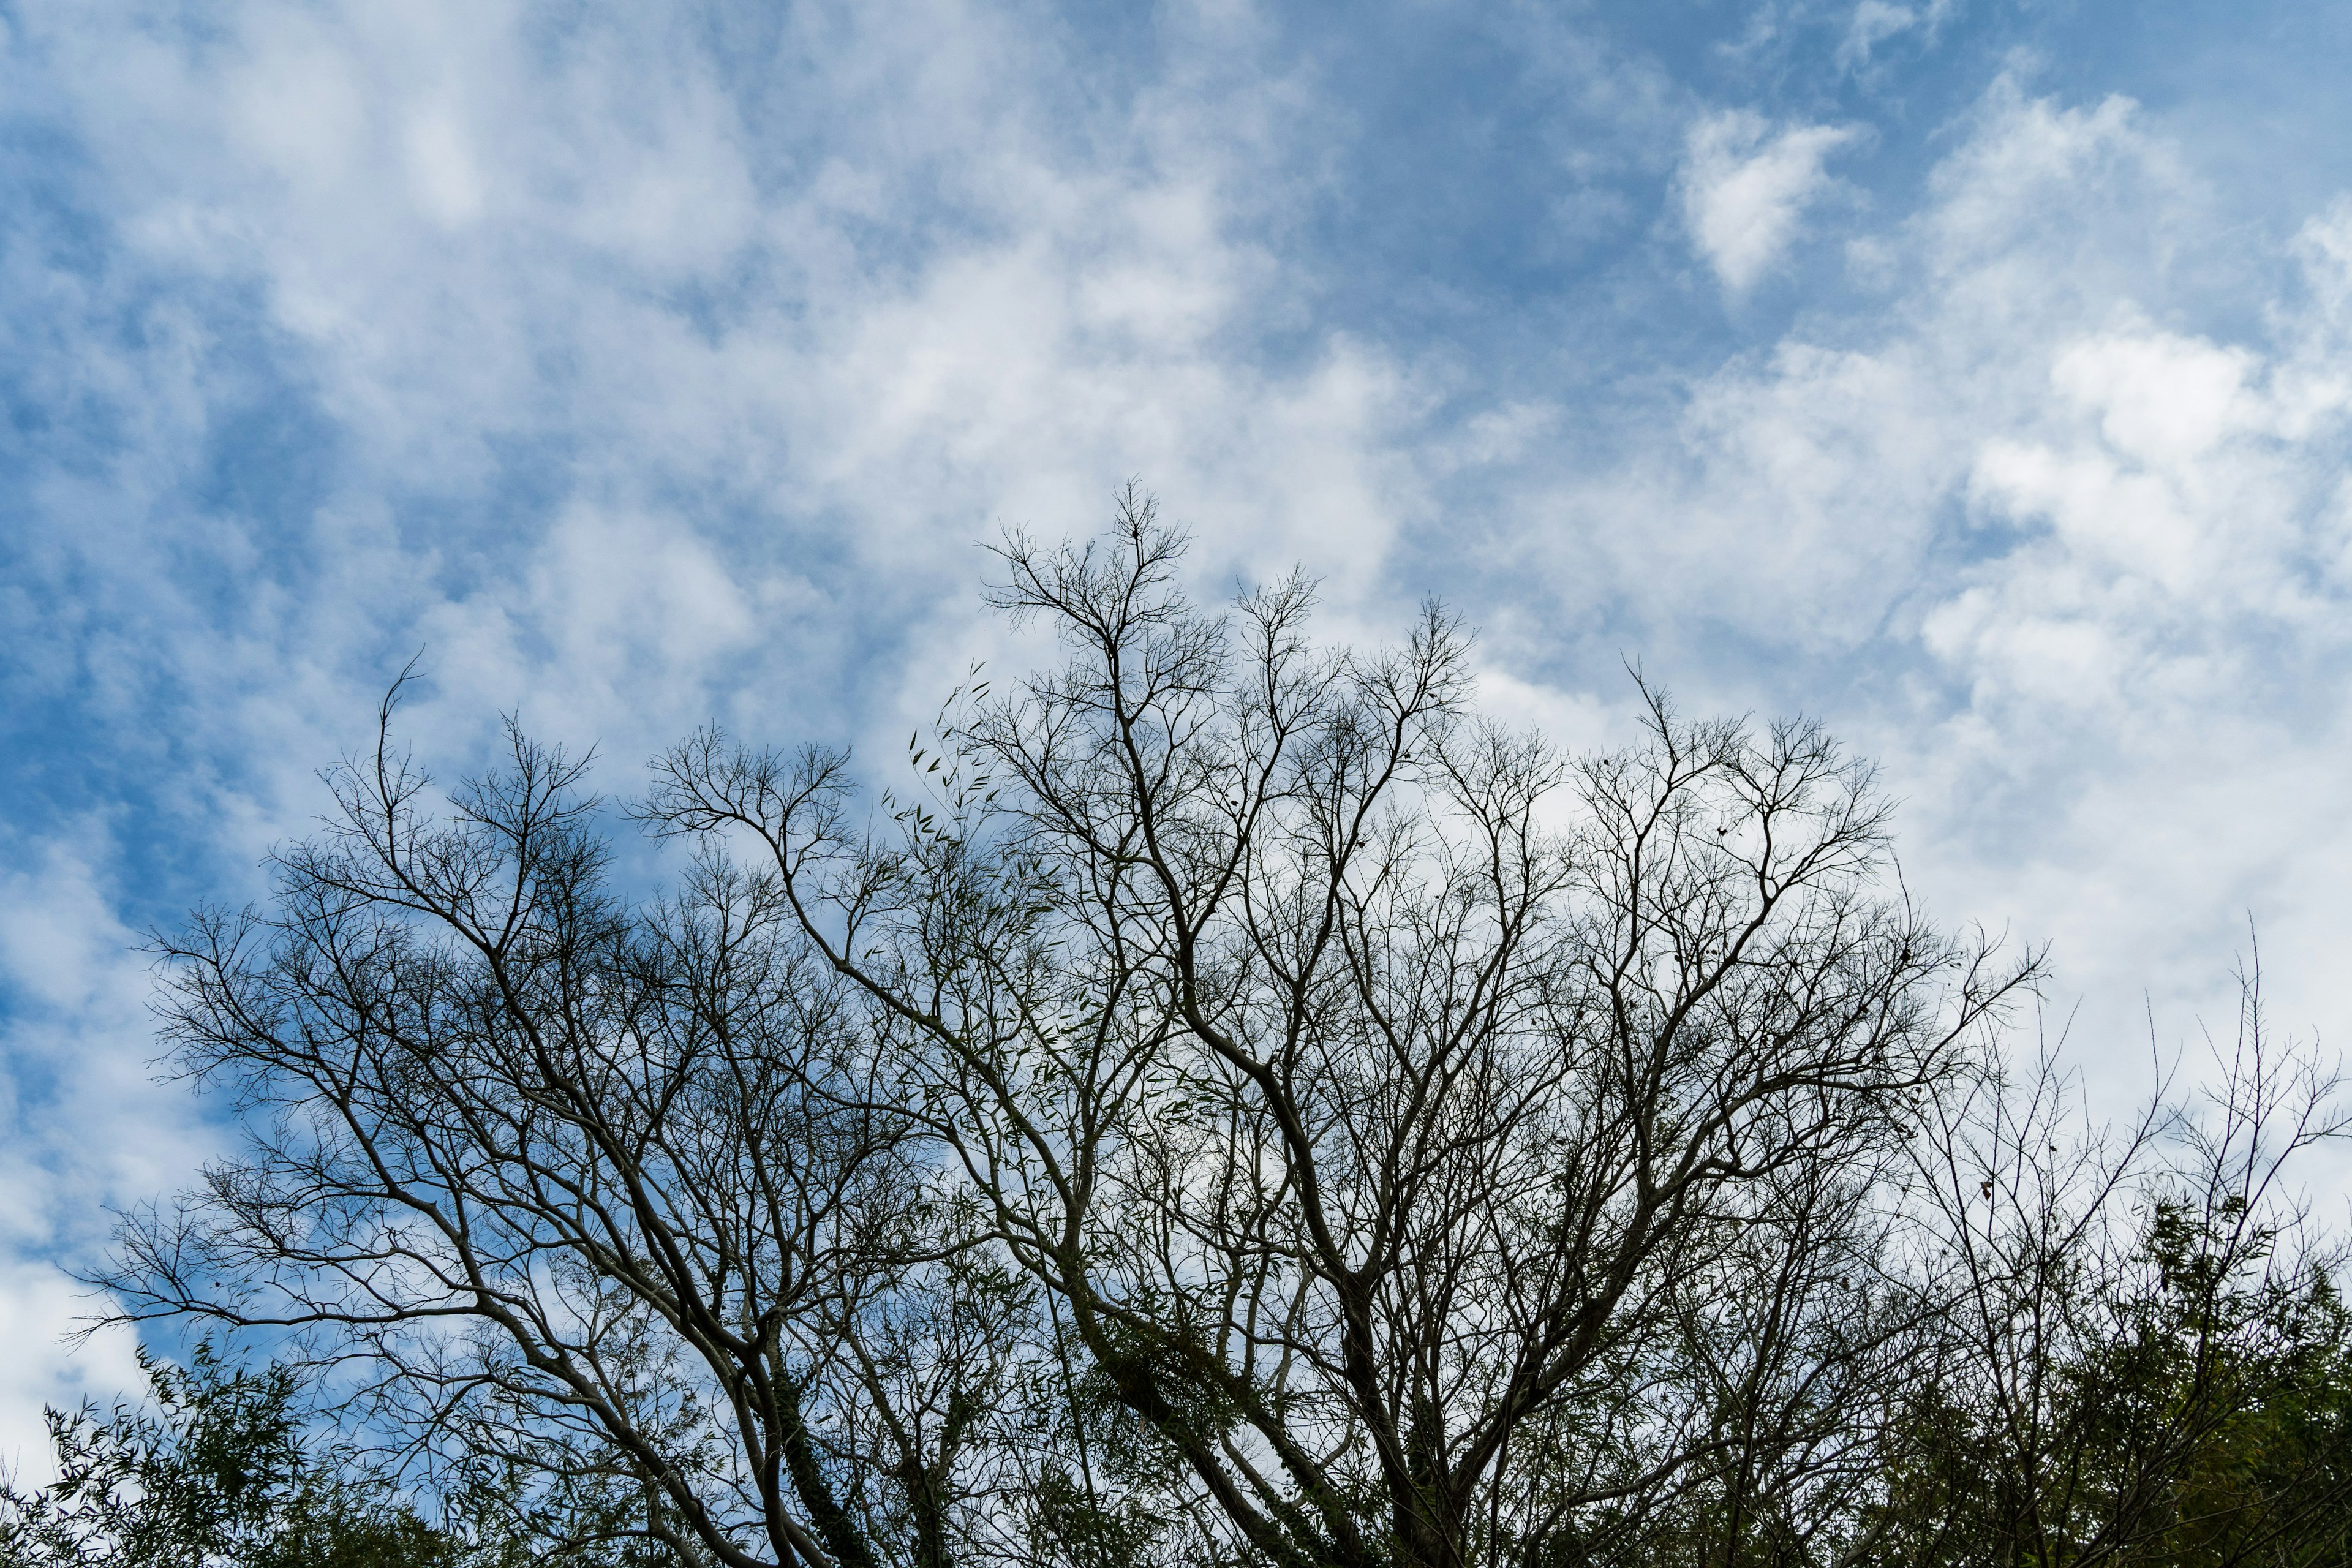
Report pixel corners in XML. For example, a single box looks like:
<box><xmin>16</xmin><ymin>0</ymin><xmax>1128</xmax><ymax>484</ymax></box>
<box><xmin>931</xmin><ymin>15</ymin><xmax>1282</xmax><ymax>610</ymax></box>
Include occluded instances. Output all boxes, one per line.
<box><xmin>5</xmin><ymin>0</ymin><xmax>2352</xmax><ymax>1476</ymax></box>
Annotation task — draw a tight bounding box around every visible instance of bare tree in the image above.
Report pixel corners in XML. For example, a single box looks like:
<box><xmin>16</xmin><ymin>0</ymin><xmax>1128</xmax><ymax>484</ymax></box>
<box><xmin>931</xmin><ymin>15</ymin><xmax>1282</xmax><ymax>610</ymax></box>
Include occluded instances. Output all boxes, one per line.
<box><xmin>641</xmin><ymin>492</ymin><xmax>2034</xmax><ymax>1568</ymax></box>
<box><xmin>1888</xmin><ymin>964</ymin><xmax>2352</xmax><ymax>1568</ymax></box>
<box><xmin>111</xmin><ymin>494</ymin><xmax>2345</xmax><ymax>1568</ymax></box>
<box><xmin>104</xmin><ymin>698</ymin><xmax>1010</xmax><ymax>1568</ymax></box>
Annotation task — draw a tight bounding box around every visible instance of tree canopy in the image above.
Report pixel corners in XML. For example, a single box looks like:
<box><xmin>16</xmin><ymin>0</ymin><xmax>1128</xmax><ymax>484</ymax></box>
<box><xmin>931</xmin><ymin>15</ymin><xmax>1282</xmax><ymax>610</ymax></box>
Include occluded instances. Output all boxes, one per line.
<box><xmin>48</xmin><ymin>496</ymin><xmax>2351</xmax><ymax>1568</ymax></box>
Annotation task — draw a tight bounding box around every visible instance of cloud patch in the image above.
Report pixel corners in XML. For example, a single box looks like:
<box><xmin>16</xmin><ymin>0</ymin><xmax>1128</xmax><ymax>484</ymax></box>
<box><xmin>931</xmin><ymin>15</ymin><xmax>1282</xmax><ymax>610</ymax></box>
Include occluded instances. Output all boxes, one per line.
<box><xmin>1836</xmin><ymin>0</ymin><xmax>1958</xmax><ymax>70</ymax></box>
<box><xmin>1678</xmin><ymin>111</ymin><xmax>1863</xmax><ymax>292</ymax></box>
<box><xmin>1475</xmin><ymin>82</ymin><xmax>2352</xmax><ymax>1106</ymax></box>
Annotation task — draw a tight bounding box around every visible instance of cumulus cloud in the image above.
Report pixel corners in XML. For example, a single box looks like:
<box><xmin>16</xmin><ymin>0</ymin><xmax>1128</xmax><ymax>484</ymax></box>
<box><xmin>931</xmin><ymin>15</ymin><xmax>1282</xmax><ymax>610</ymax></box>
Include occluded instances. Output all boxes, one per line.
<box><xmin>1678</xmin><ymin>110</ymin><xmax>1863</xmax><ymax>292</ymax></box>
<box><xmin>1479</xmin><ymin>81</ymin><xmax>2352</xmax><ymax>1106</ymax></box>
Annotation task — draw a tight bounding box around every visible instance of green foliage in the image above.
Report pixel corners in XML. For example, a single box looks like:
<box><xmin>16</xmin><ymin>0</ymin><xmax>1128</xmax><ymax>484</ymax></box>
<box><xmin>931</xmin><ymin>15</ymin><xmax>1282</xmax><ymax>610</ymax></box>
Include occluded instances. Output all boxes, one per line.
<box><xmin>0</xmin><ymin>1343</ymin><xmax>492</xmax><ymax>1568</ymax></box>
<box><xmin>1868</xmin><ymin>1196</ymin><xmax>2352</xmax><ymax>1568</ymax></box>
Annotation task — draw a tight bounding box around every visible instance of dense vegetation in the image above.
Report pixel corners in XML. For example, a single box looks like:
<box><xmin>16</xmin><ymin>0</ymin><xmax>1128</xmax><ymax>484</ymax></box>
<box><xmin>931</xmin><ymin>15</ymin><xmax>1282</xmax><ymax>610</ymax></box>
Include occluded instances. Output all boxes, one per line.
<box><xmin>11</xmin><ymin>501</ymin><xmax>2346</xmax><ymax>1567</ymax></box>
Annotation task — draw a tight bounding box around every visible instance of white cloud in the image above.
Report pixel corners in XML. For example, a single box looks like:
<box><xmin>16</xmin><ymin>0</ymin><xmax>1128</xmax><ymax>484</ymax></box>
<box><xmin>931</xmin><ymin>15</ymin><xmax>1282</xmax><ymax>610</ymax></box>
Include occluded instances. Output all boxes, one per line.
<box><xmin>1</xmin><ymin>0</ymin><xmax>1425</xmax><ymax>771</ymax></box>
<box><xmin>0</xmin><ymin>840</ymin><xmax>207</xmax><ymax>1485</ymax></box>
<box><xmin>1836</xmin><ymin>0</ymin><xmax>1958</xmax><ymax>70</ymax></box>
<box><xmin>1678</xmin><ymin>110</ymin><xmax>1863</xmax><ymax>292</ymax></box>
<box><xmin>402</xmin><ymin>107</ymin><xmax>485</xmax><ymax>228</ymax></box>
<box><xmin>1491</xmin><ymin>81</ymin><xmax>2352</xmax><ymax>1110</ymax></box>
<box><xmin>0</xmin><ymin>1264</ymin><xmax>145</xmax><ymax>1489</ymax></box>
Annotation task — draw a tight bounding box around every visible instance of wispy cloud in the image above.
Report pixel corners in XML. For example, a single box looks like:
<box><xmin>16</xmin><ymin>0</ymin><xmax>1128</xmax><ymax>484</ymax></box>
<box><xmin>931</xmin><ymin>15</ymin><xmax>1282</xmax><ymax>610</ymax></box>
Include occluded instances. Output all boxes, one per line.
<box><xmin>1837</xmin><ymin>0</ymin><xmax>1960</xmax><ymax>71</ymax></box>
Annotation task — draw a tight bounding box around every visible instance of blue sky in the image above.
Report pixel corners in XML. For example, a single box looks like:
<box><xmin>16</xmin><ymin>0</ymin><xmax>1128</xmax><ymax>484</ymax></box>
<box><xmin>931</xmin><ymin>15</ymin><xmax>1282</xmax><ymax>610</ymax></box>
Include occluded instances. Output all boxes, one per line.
<box><xmin>6</xmin><ymin>0</ymin><xmax>2352</xmax><ymax>1466</ymax></box>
